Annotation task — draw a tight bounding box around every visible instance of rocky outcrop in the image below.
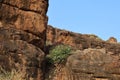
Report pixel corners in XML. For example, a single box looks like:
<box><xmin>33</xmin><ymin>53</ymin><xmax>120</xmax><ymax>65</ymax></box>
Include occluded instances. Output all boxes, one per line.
<box><xmin>0</xmin><ymin>0</ymin><xmax>49</xmax><ymax>80</ymax></box>
<box><xmin>47</xmin><ymin>25</ymin><xmax>75</xmax><ymax>47</ymax></box>
<box><xmin>46</xmin><ymin>25</ymin><xmax>120</xmax><ymax>80</ymax></box>
<box><xmin>1</xmin><ymin>0</ymin><xmax>120</xmax><ymax>80</ymax></box>
<box><xmin>45</xmin><ymin>48</ymin><xmax>120</xmax><ymax>80</ymax></box>
<box><xmin>107</xmin><ymin>37</ymin><xmax>117</xmax><ymax>43</ymax></box>
<box><xmin>0</xmin><ymin>26</ymin><xmax>46</xmax><ymax>80</ymax></box>
<box><xmin>0</xmin><ymin>29</ymin><xmax>45</xmax><ymax>79</ymax></box>
<box><xmin>47</xmin><ymin>25</ymin><xmax>103</xmax><ymax>49</ymax></box>
<box><xmin>0</xmin><ymin>27</ymin><xmax>44</xmax><ymax>50</ymax></box>
<box><xmin>66</xmin><ymin>48</ymin><xmax>120</xmax><ymax>80</ymax></box>
<box><xmin>0</xmin><ymin>0</ymin><xmax>48</xmax><ymax>48</ymax></box>
<box><xmin>47</xmin><ymin>25</ymin><xmax>120</xmax><ymax>54</ymax></box>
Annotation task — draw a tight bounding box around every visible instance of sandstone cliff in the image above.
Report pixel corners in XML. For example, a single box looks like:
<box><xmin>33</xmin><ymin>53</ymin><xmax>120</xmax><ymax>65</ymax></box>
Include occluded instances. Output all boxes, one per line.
<box><xmin>0</xmin><ymin>0</ymin><xmax>48</xmax><ymax>50</ymax></box>
<box><xmin>0</xmin><ymin>0</ymin><xmax>49</xmax><ymax>80</ymax></box>
<box><xmin>0</xmin><ymin>0</ymin><xmax>120</xmax><ymax>80</ymax></box>
<box><xmin>46</xmin><ymin>25</ymin><xmax>120</xmax><ymax>80</ymax></box>
<box><xmin>47</xmin><ymin>25</ymin><xmax>120</xmax><ymax>54</ymax></box>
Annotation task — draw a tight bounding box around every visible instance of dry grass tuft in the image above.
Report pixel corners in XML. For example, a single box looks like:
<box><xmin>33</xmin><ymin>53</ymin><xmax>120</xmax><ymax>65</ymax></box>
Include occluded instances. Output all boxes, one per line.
<box><xmin>0</xmin><ymin>67</ymin><xmax>25</xmax><ymax>80</ymax></box>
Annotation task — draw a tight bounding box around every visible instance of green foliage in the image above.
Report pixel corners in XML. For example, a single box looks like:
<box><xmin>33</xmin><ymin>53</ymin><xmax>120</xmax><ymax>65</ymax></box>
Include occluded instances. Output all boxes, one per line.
<box><xmin>47</xmin><ymin>45</ymin><xmax>71</xmax><ymax>64</ymax></box>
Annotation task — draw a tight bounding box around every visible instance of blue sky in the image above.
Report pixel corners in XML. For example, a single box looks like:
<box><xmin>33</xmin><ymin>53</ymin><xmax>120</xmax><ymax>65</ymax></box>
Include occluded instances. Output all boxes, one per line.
<box><xmin>47</xmin><ymin>0</ymin><xmax>120</xmax><ymax>41</ymax></box>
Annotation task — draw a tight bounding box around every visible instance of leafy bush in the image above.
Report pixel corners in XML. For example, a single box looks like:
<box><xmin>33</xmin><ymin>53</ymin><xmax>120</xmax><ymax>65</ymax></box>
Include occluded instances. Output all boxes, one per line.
<box><xmin>47</xmin><ymin>45</ymin><xmax>71</xmax><ymax>64</ymax></box>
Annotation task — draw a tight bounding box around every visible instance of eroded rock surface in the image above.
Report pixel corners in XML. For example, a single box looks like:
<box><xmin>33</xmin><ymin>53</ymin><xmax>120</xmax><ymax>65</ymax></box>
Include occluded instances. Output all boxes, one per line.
<box><xmin>46</xmin><ymin>25</ymin><xmax>120</xmax><ymax>80</ymax></box>
<box><xmin>47</xmin><ymin>25</ymin><xmax>120</xmax><ymax>53</ymax></box>
<box><xmin>0</xmin><ymin>29</ymin><xmax>45</xmax><ymax>79</ymax></box>
<box><xmin>0</xmin><ymin>0</ymin><xmax>48</xmax><ymax>42</ymax></box>
<box><xmin>1</xmin><ymin>0</ymin><xmax>120</xmax><ymax>80</ymax></box>
<box><xmin>107</xmin><ymin>37</ymin><xmax>117</xmax><ymax>43</ymax></box>
<box><xmin>0</xmin><ymin>27</ymin><xmax>44</xmax><ymax>50</ymax></box>
<box><xmin>0</xmin><ymin>27</ymin><xmax>47</xmax><ymax>80</ymax></box>
<box><xmin>46</xmin><ymin>49</ymin><xmax>120</xmax><ymax>80</ymax></box>
<box><xmin>66</xmin><ymin>48</ymin><xmax>120</xmax><ymax>80</ymax></box>
<box><xmin>0</xmin><ymin>0</ymin><xmax>49</xmax><ymax>80</ymax></box>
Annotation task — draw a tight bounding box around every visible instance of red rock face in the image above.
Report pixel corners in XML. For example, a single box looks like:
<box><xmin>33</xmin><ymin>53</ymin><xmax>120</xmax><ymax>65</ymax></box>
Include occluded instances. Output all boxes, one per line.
<box><xmin>3</xmin><ymin>0</ymin><xmax>48</xmax><ymax>14</ymax></box>
<box><xmin>47</xmin><ymin>25</ymin><xmax>76</xmax><ymax>47</ymax></box>
<box><xmin>46</xmin><ymin>25</ymin><xmax>120</xmax><ymax>80</ymax></box>
<box><xmin>0</xmin><ymin>0</ymin><xmax>49</xmax><ymax>80</ymax></box>
<box><xmin>1</xmin><ymin>1</ymin><xmax>120</xmax><ymax>80</ymax></box>
<box><xmin>0</xmin><ymin>0</ymin><xmax>48</xmax><ymax>42</ymax></box>
<box><xmin>47</xmin><ymin>25</ymin><xmax>120</xmax><ymax>54</ymax></box>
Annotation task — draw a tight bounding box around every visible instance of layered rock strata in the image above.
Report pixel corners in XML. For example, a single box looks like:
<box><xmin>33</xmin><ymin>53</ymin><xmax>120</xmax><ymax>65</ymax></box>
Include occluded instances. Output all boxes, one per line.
<box><xmin>46</xmin><ymin>25</ymin><xmax>120</xmax><ymax>80</ymax></box>
<box><xmin>0</xmin><ymin>0</ymin><xmax>49</xmax><ymax>80</ymax></box>
<box><xmin>0</xmin><ymin>0</ymin><xmax>49</xmax><ymax>49</ymax></box>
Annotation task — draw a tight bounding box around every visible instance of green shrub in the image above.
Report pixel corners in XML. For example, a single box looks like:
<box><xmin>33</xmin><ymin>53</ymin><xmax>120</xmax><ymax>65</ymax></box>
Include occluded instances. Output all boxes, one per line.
<box><xmin>47</xmin><ymin>45</ymin><xmax>71</xmax><ymax>64</ymax></box>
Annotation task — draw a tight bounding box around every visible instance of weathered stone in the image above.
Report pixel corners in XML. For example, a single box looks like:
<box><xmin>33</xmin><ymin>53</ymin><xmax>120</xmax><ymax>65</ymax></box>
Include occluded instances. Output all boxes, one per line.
<box><xmin>47</xmin><ymin>25</ymin><xmax>75</xmax><ymax>47</ymax></box>
<box><xmin>0</xmin><ymin>0</ymin><xmax>48</xmax><ymax>47</ymax></box>
<box><xmin>45</xmin><ymin>48</ymin><xmax>120</xmax><ymax>80</ymax></box>
<box><xmin>3</xmin><ymin>0</ymin><xmax>48</xmax><ymax>14</ymax></box>
<box><xmin>0</xmin><ymin>0</ymin><xmax>49</xmax><ymax>80</ymax></box>
<box><xmin>0</xmin><ymin>38</ymin><xmax>45</xmax><ymax>80</ymax></box>
<box><xmin>0</xmin><ymin>27</ymin><xmax>44</xmax><ymax>50</ymax></box>
<box><xmin>107</xmin><ymin>37</ymin><xmax>117</xmax><ymax>43</ymax></box>
<box><xmin>47</xmin><ymin>25</ymin><xmax>120</xmax><ymax>54</ymax></box>
<box><xmin>46</xmin><ymin>25</ymin><xmax>120</xmax><ymax>80</ymax></box>
<box><xmin>66</xmin><ymin>48</ymin><xmax>120</xmax><ymax>80</ymax></box>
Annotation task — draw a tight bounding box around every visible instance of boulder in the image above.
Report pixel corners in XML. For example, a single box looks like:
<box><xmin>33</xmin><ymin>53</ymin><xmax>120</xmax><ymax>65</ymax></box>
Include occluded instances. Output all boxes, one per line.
<box><xmin>107</xmin><ymin>37</ymin><xmax>117</xmax><ymax>43</ymax></box>
<box><xmin>66</xmin><ymin>48</ymin><xmax>120</xmax><ymax>80</ymax></box>
<box><xmin>45</xmin><ymin>48</ymin><xmax>120</xmax><ymax>80</ymax></box>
